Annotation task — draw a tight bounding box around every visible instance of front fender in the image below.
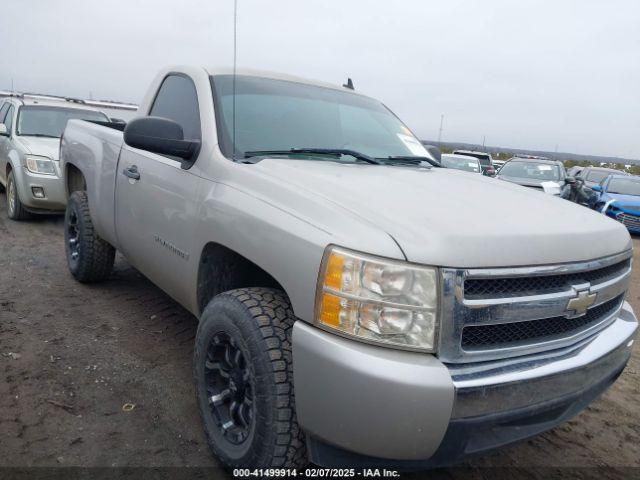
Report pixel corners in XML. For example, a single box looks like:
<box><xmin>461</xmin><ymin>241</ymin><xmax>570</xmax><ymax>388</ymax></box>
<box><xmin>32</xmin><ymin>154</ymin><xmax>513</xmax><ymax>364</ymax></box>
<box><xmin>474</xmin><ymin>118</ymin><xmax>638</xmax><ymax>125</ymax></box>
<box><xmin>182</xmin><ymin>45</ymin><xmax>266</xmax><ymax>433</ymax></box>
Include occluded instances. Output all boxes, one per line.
<box><xmin>193</xmin><ymin>182</ymin><xmax>405</xmax><ymax>322</ymax></box>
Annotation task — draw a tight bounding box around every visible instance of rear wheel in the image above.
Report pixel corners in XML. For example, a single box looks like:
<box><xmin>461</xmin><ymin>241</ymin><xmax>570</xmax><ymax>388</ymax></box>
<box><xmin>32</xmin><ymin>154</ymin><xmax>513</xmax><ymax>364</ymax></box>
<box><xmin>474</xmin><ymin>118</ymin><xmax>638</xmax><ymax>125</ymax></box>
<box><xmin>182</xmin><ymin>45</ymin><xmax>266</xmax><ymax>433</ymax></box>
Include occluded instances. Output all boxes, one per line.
<box><xmin>65</xmin><ymin>191</ymin><xmax>115</xmax><ymax>282</ymax></box>
<box><xmin>7</xmin><ymin>170</ymin><xmax>31</xmax><ymax>220</ymax></box>
<box><xmin>194</xmin><ymin>288</ymin><xmax>308</xmax><ymax>469</ymax></box>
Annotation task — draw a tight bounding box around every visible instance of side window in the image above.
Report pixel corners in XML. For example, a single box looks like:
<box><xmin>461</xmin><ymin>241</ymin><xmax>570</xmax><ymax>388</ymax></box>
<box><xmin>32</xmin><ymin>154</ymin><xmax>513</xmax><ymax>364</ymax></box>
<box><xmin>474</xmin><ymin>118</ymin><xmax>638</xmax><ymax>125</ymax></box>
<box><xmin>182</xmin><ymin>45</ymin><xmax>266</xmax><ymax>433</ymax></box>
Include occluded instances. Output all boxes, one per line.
<box><xmin>149</xmin><ymin>75</ymin><xmax>201</xmax><ymax>141</ymax></box>
<box><xmin>4</xmin><ymin>106</ymin><xmax>14</xmax><ymax>133</ymax></box>
<box><xmin>0</xmin><ymin>103</ymin><xmax>9</xmax><ymax>124</ymax></box>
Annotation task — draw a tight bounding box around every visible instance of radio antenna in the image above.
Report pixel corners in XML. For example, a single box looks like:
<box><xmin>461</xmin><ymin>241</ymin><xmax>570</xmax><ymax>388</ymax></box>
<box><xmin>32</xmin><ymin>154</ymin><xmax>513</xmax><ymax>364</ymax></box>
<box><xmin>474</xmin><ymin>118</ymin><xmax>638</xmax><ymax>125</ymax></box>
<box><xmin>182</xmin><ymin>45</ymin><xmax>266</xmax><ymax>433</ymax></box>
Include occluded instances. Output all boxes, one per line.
<box><xmin>232</xmin><ymin>0</ymin><xmax>238</xmax><ymax>160</ymax></box>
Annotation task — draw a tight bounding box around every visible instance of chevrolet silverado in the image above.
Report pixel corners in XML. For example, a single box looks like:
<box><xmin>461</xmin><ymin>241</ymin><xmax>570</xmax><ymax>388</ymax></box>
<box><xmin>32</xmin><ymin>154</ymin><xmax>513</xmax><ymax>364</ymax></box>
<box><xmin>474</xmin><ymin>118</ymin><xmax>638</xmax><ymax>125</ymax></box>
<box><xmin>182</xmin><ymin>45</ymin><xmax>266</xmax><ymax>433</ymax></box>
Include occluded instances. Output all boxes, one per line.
<box><xmin>59</xmin><ymin>65</ymin><xmax>637</xmax><ymax>470</ymax></box>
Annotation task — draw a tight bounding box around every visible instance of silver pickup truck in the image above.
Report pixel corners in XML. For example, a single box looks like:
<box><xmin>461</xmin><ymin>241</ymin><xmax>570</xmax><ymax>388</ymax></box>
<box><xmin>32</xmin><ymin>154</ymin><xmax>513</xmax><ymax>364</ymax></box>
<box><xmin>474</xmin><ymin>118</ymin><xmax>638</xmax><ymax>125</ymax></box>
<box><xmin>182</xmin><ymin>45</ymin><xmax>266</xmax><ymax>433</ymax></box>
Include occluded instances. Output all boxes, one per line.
<box><xmin>60</xmin><ymin>65</ymin><xmax>637</xmax><ymax>470</ymax></box>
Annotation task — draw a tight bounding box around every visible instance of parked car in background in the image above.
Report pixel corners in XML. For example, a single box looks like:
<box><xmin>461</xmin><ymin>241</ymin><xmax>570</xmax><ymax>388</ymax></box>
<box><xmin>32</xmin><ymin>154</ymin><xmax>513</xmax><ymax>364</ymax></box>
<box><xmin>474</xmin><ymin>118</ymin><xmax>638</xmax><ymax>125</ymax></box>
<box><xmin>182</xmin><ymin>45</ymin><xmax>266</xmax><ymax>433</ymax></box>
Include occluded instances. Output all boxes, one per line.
<box><xmin>496</xmin><ymin>158</ymin><xmax>567</xmax><ymax>194</ymax></box>
<box><xmin>0</xmin><ymin>95</ymin><xmax>110</xmax><ymax>219</ymax></box>
<box><xmin>579</xmin><ymin>166</ymin><xmax>627</xmax><ymax>190</ymax></box>
<box><xmin>567</xmin><ymin>165</ymin><xmax>584</xmax><ymax>178</ymax></box>
<box><xmin>492</xmin><ymin>158</ymin><xmax>506</xmax><ymax>172</ymax></box>
<box><xmin>423</xmin><ymin>144</ymin><xmax>442</xmax><ymax>163</ymax></box>
<box><xmin>452</xmin><ymin>150</ymin><xmax>495</xmax><ymax>176</ymax></box>
<box><xmin>441</xmin><ymin>153</ymin><xmax>482</xmax><ymax>174</ymax></box>
<box><xmin>590</xmin><ymin>174</ymin><xmax>640</xmax><ymax>233</ymax></box>
<box><xmin>59</xmin><ymin>65</ymin><xmax>637</xmax><ymax>470</ymax></box>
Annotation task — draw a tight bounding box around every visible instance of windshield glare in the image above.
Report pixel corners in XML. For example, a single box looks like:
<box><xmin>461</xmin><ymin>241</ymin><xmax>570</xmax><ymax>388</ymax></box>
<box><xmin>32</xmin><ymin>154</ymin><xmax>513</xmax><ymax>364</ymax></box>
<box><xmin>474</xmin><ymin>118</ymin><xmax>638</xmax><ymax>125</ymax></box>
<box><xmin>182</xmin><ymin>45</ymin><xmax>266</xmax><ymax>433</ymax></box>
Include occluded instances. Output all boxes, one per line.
<box><xmin>17</xmin><ymin>106</ymin><xmax>108</xmax><ymax>138</ymax></box>
<box><xmin>211</xmin><ymin>75</ymin><xmax>429</xmax><ymax>160</ymax></box>
<box><xmin>441</xmin><ymin>155</ymin><xmax>479</xmax><ymax>172</ymax></box>
<box><xmin>586</xmin><ymin>170</ymin><xmax>617</xmax><ymax>183</ymax></box>
<box><xmin>608</xmin><ymin>178</ymin><xmax>640</xmax><ymax>196</ymax></box>
<box><xmin>499</xmin><ymin>161</ymin><xmax>560</xmax><ymax>181</ymax></box>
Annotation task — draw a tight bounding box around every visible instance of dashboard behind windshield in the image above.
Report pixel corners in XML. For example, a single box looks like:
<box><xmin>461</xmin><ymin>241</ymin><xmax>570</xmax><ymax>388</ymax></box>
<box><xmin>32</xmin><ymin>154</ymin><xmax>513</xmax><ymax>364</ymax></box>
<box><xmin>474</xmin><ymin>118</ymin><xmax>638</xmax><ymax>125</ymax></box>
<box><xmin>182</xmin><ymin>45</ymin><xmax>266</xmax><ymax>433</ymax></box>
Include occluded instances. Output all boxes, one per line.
<box><xmin>211</xmin><ymin>75</ymin><xmax>428</xmax><ymax>160</ymax></box>
<box><xmin>17</xmin><ymin>106</ymin><xmax>108</xmax><ymax>138</ymax></box>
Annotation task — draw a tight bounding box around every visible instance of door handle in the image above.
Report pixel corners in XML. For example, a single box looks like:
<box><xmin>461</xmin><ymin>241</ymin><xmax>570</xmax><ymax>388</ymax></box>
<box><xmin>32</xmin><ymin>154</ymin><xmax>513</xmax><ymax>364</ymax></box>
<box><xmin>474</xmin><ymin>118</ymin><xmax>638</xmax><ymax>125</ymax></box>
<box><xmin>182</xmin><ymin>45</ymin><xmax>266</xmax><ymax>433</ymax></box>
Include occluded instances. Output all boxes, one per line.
<box><xmin>122</xmin><ymin>165</ymin><xmax>141</xmax><ymax>180</ymax></box>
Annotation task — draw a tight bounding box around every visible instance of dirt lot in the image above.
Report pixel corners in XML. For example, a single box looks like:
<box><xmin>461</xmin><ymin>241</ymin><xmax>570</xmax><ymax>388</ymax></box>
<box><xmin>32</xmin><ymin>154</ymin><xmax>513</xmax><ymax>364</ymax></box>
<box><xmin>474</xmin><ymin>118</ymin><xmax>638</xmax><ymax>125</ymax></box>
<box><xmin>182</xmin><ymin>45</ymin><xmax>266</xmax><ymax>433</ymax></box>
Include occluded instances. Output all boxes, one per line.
<box><xmin>1</xmin><ymin>190</ymin><xmax>639</xmax><ymax>478</ymax></box>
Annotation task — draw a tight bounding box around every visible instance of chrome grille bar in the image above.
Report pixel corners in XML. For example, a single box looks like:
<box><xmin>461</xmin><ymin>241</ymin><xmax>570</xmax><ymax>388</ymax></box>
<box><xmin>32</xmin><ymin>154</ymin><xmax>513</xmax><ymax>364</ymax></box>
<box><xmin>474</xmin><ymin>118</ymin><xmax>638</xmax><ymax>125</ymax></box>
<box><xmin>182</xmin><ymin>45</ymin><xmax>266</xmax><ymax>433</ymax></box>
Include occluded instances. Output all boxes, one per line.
<box><xmin>439</xmin><ymin>250</ymin><xmax>632</xmax><ymax>363</ymax></box>
<box><xmin>618</xmin><ymin>213</ymin><xmax>640</xmax><ymax>228</ymax></box>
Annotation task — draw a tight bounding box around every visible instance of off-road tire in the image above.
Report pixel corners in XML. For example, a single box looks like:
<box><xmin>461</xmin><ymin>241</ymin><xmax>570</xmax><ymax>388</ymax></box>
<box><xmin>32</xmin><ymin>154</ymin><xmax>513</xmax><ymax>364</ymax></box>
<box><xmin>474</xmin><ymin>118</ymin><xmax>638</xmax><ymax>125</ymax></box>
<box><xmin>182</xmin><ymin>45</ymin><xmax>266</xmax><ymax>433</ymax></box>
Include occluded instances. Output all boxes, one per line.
<box><xmin>7</xmin><ymin>170</ymin><xmax>31</xmax><ymax>220</ymax></box>
<box><xmin>64</xmin><ymin>191</ymin><xmax>115</xmax><ymax>283</ymax></box>
<box><xmin>194</xmin><ymin>288</ymin><xmax>308</xmax><ymax>470</ymax></box>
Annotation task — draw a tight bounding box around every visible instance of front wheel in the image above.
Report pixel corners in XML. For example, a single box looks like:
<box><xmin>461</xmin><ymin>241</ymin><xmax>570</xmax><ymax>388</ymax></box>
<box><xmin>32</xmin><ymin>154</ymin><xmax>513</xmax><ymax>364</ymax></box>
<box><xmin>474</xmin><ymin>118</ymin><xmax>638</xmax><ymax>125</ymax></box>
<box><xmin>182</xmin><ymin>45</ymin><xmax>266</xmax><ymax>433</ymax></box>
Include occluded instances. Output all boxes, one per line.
<box><xmin>7</xmin><ymin>170</ymin><xmax>31</xmax><ymax>220</ymax></box>
<box><xmin>194</xmin><ymin>288</ymin><xmax>308</xmax><ymax>469</ymax></box>
<box><xmin>64</xmin><ymin>191</ymin><xmax>115</xmax><ymax>282</ymax></box>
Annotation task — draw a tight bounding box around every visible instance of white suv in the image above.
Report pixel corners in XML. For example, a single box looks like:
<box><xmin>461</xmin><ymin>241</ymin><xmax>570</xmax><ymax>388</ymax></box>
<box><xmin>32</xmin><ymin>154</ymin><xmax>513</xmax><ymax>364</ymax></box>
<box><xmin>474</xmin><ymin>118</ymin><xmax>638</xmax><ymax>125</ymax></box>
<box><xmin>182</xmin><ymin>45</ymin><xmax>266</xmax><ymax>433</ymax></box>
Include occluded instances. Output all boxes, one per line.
<box><xmin>0</xmin><ymin>95</ymin><xmax>109</xmax><ymax>219</ymax></box>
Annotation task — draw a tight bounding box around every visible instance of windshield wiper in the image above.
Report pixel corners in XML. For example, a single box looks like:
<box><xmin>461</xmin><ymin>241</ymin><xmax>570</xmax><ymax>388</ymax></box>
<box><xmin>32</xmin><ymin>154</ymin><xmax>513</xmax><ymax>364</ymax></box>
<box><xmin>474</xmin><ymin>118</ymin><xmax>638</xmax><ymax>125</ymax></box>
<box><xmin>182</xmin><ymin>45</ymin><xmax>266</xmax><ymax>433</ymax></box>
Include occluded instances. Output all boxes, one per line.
<box><xmin>382</xmin><ymin>156</ymin><xmax>442</xmax><ymax>168</ymax></box>
<box><xmin>243</xmin><ymin>148</ymin><xmax>381</xmax><ymax>165</ymax></box>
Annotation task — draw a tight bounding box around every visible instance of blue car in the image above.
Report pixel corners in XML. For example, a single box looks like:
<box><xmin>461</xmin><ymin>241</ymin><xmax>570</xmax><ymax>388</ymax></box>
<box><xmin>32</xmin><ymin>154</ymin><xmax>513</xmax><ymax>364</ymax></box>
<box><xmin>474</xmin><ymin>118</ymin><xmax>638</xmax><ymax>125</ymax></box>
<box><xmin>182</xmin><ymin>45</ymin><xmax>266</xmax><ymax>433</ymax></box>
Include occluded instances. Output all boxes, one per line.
<box><xmin>590</xmin><ymin>174</ymin><xmax>640</xmax><ymax>233</ymax></box>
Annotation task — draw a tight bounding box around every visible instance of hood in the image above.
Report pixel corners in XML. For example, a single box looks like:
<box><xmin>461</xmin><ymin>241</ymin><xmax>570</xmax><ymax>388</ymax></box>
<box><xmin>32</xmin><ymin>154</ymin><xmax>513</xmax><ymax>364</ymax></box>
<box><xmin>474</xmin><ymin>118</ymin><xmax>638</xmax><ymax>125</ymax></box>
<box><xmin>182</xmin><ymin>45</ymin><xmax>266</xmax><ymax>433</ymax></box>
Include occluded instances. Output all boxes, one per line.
<box><xmin>16</xmin><ymin>136</ymin><xmax>60</xmax><ymax>160</ymax></box>
<box><xmin>252</xmin><ymin>159</ymin><xmax>631</xmax><ymax>268</ymax></box>
<box><xmin>606</xmin><ymin>192</ymin><xmax>640</xmax><ymax>205</ymax></box>
<box><xmin>606</xmin><ymin>193</ymin><xmax>640</xmax><ymax>213</ymax></box>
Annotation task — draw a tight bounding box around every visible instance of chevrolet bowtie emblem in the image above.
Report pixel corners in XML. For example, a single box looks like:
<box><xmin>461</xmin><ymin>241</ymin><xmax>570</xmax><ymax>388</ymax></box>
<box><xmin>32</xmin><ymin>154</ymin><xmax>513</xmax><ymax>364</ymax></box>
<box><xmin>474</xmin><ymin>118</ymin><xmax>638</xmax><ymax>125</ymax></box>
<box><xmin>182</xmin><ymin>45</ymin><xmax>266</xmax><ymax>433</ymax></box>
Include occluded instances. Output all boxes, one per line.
<box><xmin>566</xmin><ymin>289</ymin><xmax>597</xmax><ymax>317</ymax></box>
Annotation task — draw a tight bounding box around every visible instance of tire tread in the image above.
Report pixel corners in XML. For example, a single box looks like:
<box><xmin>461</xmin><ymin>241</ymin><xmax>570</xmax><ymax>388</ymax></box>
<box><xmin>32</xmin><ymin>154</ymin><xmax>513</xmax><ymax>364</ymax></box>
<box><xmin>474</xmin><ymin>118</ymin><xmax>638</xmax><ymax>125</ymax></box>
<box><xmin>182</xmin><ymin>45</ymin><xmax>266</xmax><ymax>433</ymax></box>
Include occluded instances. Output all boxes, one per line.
<box><xmin>197</xmin><ymin>287</ymin><xmax>308</xmax><ymax>469</ymax></box>
<box><xmin>66</xmin><ymin>191</ymin><xmax>115</xmax><ymax>282</ymax></box>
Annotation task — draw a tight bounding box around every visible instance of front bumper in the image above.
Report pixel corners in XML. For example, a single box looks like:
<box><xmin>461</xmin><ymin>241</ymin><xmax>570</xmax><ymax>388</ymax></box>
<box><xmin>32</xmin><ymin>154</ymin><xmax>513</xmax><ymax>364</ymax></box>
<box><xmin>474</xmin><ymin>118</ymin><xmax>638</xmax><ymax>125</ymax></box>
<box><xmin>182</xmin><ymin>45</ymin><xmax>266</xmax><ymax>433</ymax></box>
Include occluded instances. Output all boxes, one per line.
<box><xmin>292</xmin><ymin>301</ymin><xmax>637</xmax><ymax>467</ymax></box>
<box><xmin>14</xmin><ymin>163</ymin><xmax>66</xmax><ymax>212</ymax></box>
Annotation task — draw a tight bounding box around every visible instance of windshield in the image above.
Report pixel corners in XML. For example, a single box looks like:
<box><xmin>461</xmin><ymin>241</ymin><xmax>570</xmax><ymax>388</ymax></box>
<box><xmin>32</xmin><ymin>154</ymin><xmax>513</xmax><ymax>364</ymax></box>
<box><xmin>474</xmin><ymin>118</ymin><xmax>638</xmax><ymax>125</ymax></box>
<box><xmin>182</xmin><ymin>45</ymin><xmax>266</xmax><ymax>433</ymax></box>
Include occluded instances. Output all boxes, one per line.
<box><xmin>441</xmin><ymin>155</ymin><xmax>480</xmax><ymax>172</ymax></box>
<box><xmin>607</xmin><ymin>178</ymin><xmax>640</xmax><ymax>196</ymax></box>
<box><xmin>211</xmin><ymin>75</ymin><xmax>429</xmax><ymax>160</ymax></box>
<box><xmin>499</xmin><ymin>161</ymin><xmax>560</xmax><ymax>181</ymax></box>
<box><xmin>586</xmin><ymin>170</ymin><xmax>619</xmax><ymax>183</ymax></box>
<box><xmin>17</xmin><ymin>106</ymin><xmax>108</xmax><ymax>138</ymax></box>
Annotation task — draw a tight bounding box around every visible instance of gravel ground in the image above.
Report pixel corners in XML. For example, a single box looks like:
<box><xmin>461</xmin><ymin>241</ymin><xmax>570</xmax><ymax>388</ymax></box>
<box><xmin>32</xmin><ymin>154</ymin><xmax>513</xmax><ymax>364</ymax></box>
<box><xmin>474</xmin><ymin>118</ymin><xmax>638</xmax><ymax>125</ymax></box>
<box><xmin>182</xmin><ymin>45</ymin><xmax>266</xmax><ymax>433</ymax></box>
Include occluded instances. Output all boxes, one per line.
<box><xmin>0</xmin><ymin>190</ymin><xmax>638</xmax><ymax>478</ymax></box>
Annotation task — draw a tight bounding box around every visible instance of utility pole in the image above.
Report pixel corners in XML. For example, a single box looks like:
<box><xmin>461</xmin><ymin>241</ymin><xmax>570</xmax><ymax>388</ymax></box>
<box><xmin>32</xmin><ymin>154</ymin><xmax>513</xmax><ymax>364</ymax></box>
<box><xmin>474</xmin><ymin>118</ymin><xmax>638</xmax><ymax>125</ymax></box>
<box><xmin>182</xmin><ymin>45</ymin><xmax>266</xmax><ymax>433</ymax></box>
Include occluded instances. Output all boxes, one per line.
<box><xmin>437</xmin><ymin>114</ymin><xmax>444</xmax><ymax>145</ymax></box>
<box><xmin>482</xmin><ymin>136</ymin><xmax>486</xmax><ymax>149</ymax></box>
<box><xmin>11</xmin><ymin>78</ymin><xmax>14</xmax><ymax>92</ymax></box>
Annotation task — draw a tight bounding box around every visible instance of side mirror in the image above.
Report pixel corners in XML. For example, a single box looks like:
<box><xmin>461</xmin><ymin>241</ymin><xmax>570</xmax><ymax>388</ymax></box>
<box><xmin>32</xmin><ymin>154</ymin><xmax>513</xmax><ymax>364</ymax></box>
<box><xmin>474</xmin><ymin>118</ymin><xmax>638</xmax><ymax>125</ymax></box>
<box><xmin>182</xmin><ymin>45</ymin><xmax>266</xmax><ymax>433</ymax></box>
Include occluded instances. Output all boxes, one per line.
<box><xmin>0</xmin><ymin>123</ymin><xmax>8</xmax><ymax>137</ymax></box>
<box><xmin>591</xmin><ymin>185</ymin><xmax>602</xmax><ymax>192</ymax></box>
<box><xmin>123</xmin><ymin>117</ymin><xmax>200</xmax><ymax>167</ymax></box>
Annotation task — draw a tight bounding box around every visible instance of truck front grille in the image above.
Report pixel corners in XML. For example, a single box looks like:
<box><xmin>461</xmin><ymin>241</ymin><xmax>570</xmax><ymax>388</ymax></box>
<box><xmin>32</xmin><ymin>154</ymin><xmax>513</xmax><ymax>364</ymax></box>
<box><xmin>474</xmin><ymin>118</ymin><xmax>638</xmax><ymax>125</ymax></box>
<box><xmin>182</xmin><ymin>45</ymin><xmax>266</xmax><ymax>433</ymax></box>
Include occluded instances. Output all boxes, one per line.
<box><xmin>464</xmin><ymin>259</ymin><xmax>630</xmax><ymax>299</ymax></box>
<box><xmin>617</xmin><ymin>213</ymin><xmax>640</xmax><ymax>229</ymax></box>
<box><xmin>461</xmin><ymin>295</ymin><xmax>624</xmax><ymax>349</ymax></box>
<box><xmin>439</xmin><ymin>251</ymin><xmax>631</xmax><ymax>363</ymax></box>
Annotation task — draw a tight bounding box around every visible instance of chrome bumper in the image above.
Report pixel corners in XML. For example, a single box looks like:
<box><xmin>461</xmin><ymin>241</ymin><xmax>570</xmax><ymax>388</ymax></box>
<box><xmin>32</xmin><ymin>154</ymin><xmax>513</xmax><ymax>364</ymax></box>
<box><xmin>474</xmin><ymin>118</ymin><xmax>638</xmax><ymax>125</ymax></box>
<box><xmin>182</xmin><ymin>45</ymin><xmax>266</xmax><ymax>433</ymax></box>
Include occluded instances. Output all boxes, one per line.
<box><xmin>293</xmin><ymin>302</ymin><xmax>637</xmax><ymax>466</ymax></box>
<box><xmin>450</xmin><ymin>301</ymin><xmax>636</xmax><ymax>419</ymax></box>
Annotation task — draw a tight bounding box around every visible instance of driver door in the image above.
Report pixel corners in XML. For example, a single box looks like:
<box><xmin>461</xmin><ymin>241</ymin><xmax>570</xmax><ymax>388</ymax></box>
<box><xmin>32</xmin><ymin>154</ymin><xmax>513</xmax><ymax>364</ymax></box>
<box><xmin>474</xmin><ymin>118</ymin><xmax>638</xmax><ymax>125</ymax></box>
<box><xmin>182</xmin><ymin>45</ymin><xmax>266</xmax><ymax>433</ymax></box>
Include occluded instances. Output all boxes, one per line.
<box><xmin>114</xmin><ymin>74</ymin><xmax>203</xmax><ymax>307</ymax></box>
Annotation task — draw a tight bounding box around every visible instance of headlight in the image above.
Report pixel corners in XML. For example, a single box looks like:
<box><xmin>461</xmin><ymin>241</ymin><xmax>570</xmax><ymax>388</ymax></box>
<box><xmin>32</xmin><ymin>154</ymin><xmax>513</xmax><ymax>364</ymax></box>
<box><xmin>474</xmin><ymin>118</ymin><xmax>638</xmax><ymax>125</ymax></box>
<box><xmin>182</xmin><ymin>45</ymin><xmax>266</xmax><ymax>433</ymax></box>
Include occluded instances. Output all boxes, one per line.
<box><xmin>25</xmin><ymin>155</ymin><xmax>56</xmax><ymax>175</ymax></box>
<box><xmin>315</xmin><ymin>246</ymin><xmax>438</xmax><ymax>352</ymax></box>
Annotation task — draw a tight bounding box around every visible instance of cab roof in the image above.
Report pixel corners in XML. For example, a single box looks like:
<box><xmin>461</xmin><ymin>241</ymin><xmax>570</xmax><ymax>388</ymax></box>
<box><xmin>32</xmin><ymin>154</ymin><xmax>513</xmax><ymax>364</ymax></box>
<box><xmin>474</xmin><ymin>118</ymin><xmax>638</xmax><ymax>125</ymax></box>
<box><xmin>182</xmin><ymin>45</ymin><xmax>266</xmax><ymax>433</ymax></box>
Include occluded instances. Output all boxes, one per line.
<box><xmin>205</xmin><ymin>66</ymin><xmax>371</xmax><ymax>97</ymax></box>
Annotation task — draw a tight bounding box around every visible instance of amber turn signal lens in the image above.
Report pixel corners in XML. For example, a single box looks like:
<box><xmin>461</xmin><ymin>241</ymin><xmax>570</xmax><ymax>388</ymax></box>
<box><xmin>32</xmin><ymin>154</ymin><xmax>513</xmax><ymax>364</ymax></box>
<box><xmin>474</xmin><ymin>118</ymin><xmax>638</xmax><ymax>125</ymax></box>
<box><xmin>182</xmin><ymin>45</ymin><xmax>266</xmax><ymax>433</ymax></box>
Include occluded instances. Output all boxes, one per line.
<box><xmin>324</xmin><ymin>252</ymin><xmax>344</xmax><ymax>291</ymax></box>
<box><xmin>319</xmin><ymin>292</ymin><xmax>342</xmax><ymax>327</ymax></box>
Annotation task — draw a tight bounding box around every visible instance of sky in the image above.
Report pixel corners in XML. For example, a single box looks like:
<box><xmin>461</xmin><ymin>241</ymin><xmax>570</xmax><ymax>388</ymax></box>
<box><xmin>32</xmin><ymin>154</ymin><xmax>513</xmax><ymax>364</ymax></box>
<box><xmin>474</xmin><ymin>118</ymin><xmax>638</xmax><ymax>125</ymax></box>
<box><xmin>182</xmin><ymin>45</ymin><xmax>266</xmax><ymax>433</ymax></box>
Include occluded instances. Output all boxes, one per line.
<box><xmin>3</xmin><ymin>0</ymin><xmax>639</xmax><ymax>158</ymax></box>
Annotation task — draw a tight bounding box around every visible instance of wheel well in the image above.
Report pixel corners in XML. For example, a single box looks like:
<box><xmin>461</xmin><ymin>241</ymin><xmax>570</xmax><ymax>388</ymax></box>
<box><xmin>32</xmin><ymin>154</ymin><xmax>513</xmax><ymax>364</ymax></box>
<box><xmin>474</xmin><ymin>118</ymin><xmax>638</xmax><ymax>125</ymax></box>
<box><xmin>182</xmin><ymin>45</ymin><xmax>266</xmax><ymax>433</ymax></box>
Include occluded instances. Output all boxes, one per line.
<box><xmin>66</xmin><ymin>164</ymin><xmax>86</xmax><ymax>197</ymax></box>
<box><xmin>196</xmin><ymin>243</ymin><xmax>286</xmax><ymax>314</ymax></box>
